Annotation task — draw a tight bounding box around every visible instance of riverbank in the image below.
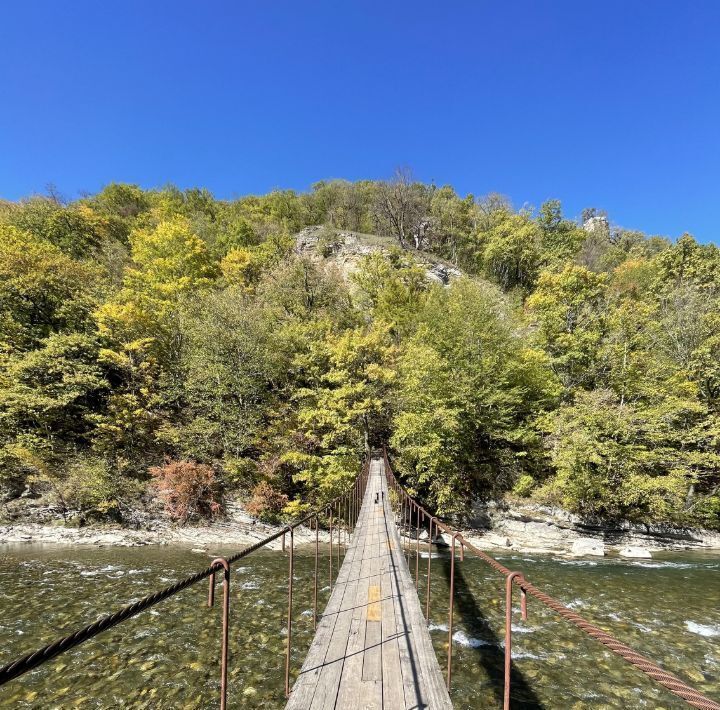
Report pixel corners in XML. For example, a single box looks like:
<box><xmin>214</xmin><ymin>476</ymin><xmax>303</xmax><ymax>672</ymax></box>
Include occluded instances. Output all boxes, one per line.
<box><xmin>1</xmin><ymin>496</ymin><xmax>718</xmax><ymax>556</ymax></box>
<box><xmin>0</xmin><ymin>497</ymin><xmax>329</xmax><ymax>550</ymax></box>
<box><xmin>459</xmin><ymin>501</ymin><xmax>720</xmax><ymax>558</ymax></box>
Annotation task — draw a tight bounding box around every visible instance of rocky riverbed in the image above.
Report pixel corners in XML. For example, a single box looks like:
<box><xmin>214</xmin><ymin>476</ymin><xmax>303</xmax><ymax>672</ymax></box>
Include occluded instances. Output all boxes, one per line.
<box><xmin>460</xmin><ymin>501</ymin><xmax>720</xmax><ymax>558</ymax></box>
<box><xmin>0</xmin><ymin>497</ymin><xmax>329</xmax><ymax>550</ymax></box>
<box><xmin>2</xmin><ymin>493</ymin><xmax>718</xmax><ymax>556</ymax></box>
<box><xmin>1</xmin><ymin>544</ymin><xmax>717</xmax><ymax>709</ymax></box>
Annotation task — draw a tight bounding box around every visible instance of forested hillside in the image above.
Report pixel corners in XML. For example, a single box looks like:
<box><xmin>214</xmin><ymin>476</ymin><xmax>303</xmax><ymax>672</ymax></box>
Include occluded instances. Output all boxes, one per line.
<box><xmin>1</xmin><ymin>174</ymin><xmax>718</xmax><ymax>530</ymax></box>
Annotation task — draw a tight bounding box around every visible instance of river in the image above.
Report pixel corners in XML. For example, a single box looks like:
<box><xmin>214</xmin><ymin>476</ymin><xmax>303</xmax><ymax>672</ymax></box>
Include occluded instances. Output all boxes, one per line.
<box><xmin>0</xmin><ymin>544</ymin><xmax>717</xmax><ymax>708</ymax></box>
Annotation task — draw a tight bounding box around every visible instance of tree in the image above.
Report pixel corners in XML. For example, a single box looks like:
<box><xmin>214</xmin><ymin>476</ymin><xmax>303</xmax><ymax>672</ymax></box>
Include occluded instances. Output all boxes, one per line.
<box><xmin>96</xmin><ymin>216</ymin><xmax>217</xmax><ymax>357</ymax></box>
<box><xmin>482</xmin><ymin>213</ymin><xmax>542</xmax><ymax>290</ymax></box>
<box><xmin>283</xmin><ymin>324</ymin><xmax>396</xmax><ymax>502</ymax></box>
<box><xmin>391</xmin><ymin>279</ymin><xmax>556</xmax><ymax>514</ymax></box>
<box><xmin>527</xmin><ymin>265</ymin><xmax>608</xmax><ymax>389</ymax></box>
<box><xmin>0</xmin><ymin>225</ymin><xmax>103</xmax><ymax>354</ymax></box>
<box><xmin>307</xmin><ymin>179</ymin><xmax>376</xmax><ymax>232</ymax></box>
<box><xmin>427</xmin><ymin>186</ymin><xmax>475</xmax><ymax>262</ymax></box>
<box><xmin>0</xmin><ymin>333</ymin><xmax>109</xmax><ymax>495</ymax></box>
<box><xmin>540</xmin><ymin>388</ymin><xmax>719</xmax><ymax>526</ymax></box>
<box><xmin>537</xmin><ymin>199</ymin><xmax>586</xmax><ymax>268</ymax></box>
<box><xmin>352</xmin><ymin>250</ymin><xmax>430</xmax><ymax>336</ymax></box>
<box><xmin>373</xmin><ymin>169</ymin><xmax>428</xmax><ymax>248</ymax></box>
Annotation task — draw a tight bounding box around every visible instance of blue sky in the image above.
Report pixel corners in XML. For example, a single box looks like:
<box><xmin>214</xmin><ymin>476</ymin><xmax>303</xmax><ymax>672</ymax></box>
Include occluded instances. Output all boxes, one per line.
<box><xmin>1</xmin><ymin>1</ymin><xmax>719</xmax><ymax>241</ymax></box>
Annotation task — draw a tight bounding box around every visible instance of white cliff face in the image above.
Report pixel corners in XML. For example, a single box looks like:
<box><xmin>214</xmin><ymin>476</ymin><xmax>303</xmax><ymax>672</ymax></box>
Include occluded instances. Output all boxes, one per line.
<box><xmin>295</xmin><ymin>226</ymin><xmax>463</xmax><ymax>285</ymax></box>
<box><xmin>582</xmin><ymin>214</ymin><xmax>610</xmax><ymax>234</ymax></box>
<box><xmin>466</xmin><ymin>500</ymin><xmax>720</xmax><ymax>556</ymax></box>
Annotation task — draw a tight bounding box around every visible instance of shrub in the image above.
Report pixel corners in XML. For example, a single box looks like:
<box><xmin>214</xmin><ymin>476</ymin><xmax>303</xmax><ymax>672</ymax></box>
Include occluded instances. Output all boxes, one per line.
<box><xmin>150</xmin><ymin>460</ymin><xmax>223</xmax><ymax>523</ymax></box>
<box><xmin>245</xmin><ymin>481</ymin><xmax>288</xmax><ymax>523</ymax></box>
<box><xmin>512</xmin><ymin>474</ymin><xmax>536</xmax><ymax>498</ymax></box>
<box><xmin>61</xmin><ymin>457</ymin><xmax>132</xmax><ymax>520</ymax></box>
<box><xmin>317</xmin><ymin>226</ymin><xmax>342</xmax><ymax>257</ymax></box>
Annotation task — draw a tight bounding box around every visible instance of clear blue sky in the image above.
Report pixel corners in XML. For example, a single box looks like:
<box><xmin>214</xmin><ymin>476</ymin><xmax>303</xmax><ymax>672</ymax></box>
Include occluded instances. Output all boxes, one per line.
<box><xmin>1</xmin><ymin>1</ymin><xmax>719</xmax><ymax>241</ymax></box>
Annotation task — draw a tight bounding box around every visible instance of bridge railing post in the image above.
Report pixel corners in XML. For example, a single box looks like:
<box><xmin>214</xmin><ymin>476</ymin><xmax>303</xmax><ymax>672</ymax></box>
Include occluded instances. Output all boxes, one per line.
<box><xmin>446</xmin><ymin>532</ymin><xmax>464</xmax><ymax>691</ymax></box>
<box><xmin>503</xmin><ymin>571</ymin><xmax>526</xmax><ymax>710</ymax></box>
<box><xmin>415</xmin><ymin>504</ymin><xmax>420</xmax><ymax>587</ymax></box>
<box><xmin>426</xmin><ymin>516</ymin><xmax>433</xmax><ymax>620</ymax></box>
<box><xmin>285</xmin><ymin>527</ymin><xmax>294</xmax><ymax>698</ymax></box>
<box><xmin>336</xmin><ymin>501</ymin><xmax>340</xmax><ymax>572</ymax></box>
<box><xmin>329</xmin><ymin>506</ymin><xmax>333</xmax><ymax>588</ymax></box>
<box><xmin>313</xmin><ymin>515</ymin><xmax>319</xmax><ymax>630</ymax></box>
<box><xmin>208</xmin><ymin>558</ymin><xmax>231</xmax><ymax>710</ymax></box>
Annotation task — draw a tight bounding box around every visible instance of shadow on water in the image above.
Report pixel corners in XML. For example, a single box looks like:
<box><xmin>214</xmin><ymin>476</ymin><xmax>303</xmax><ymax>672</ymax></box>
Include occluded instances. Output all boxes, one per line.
<box><xmin>438</xmin><ymin>552</ymin><xmax>544</xmax><ymax>709</ymax></box>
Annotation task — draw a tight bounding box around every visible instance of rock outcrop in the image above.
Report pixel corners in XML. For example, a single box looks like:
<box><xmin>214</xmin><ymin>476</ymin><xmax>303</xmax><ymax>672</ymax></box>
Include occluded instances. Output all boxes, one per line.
<box><xmin>618</xmin><ymin>545</ymin><xmax>652</xmax><ymax>559</ymax></box>
<box><xmin>571</xmin><ymin>538</ymin><xmax>606</xmax><ymax>557</ymax></box>
<box><xmin>467</xmin><ymin>501</ymin><xmax>720</xmax><ymax>556</ymax></box>
<box><xmin>294</xmin><ymin>226</ymin><xmax>462</xmax><ymax>285</ymax></box>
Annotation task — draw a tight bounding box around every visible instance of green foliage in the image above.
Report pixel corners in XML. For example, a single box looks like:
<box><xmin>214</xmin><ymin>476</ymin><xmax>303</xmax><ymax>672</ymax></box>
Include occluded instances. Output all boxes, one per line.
<box><xmin>0</xmin><ymin>333</ymin><xmax>107</xmax><ymax>439</ymax></box>
<box><xmin>352</xmin><ymin>250</ymin><xmax>429</xmax><ymax>335</ymax></box>
<box><xmin>527</xmin><ymin>265</ymin><xmax>608</xmax><ymax>389</ymax></box>
<box><xmin>0</xmin><ymin>180</ymin><xmax>716</xmax><ymax>532</ymax></box>
<box><xmin>539</xmin><ymin>389</ymin><xmax>718</xmax><ymax>524</ymax></box>
<box><xmin>0</xmin><ymin>225</ymin><xmax>104</xmax><ymax>353</ymax></box>
<box><xmin>391</xmin><ymin>279</ymin><xmax>557</xmax><ymax>514</ymax></box>
<box><xmin>481</xmin><ymin>212</ymin><xmax>542</xmax><ymax>291</ymax></box>
<box><xmin>513</xmin><ymin>475</ymin><xmax>536</xmax><ymax>497</ymax></box>
<box><xmin>284</xmin><ymin>323</ymin><xmax>396</xmax><ymax>501</ymax></box>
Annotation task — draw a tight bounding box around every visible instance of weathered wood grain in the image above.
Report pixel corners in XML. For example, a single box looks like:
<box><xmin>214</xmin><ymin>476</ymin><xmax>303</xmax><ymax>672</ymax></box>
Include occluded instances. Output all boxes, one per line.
<box><xmin>286</xmin><ymin>457</ymin><xmax>452</xmax><ymax>709</ymax></box>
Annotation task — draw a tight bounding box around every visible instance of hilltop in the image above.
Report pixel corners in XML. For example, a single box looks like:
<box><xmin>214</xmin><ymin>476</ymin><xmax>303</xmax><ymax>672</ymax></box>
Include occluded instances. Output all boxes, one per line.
<box><xmin>0</xmin><ymin>179</ymin><xmax>718</xmax><ymax>540</ymax></box>
<box><xmin>294</xmin><ymin>225</ymin><xmax>463</xmax><ymax>286</ymax></box>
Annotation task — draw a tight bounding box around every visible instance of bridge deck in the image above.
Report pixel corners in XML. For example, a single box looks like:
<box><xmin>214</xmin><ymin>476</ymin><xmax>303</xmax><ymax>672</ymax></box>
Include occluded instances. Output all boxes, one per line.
<box><xmin>286</xmin><ymin>457</ymin><xmax>452</xmax><ymax>710</ymax></box>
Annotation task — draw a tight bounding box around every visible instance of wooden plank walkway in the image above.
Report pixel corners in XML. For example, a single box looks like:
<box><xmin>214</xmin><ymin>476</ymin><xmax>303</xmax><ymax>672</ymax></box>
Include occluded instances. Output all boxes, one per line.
<box><xmin>286</xmin><ymin>457</ymin><xmax>453</xmax><ymax>710</ymax></box>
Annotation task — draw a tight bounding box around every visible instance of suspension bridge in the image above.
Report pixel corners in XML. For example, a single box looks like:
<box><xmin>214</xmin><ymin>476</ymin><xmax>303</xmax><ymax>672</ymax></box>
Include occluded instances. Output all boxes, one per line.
<box><xmin>0</xmin><ymin>452</ymin><xmax>718</xmax><ymax>709</ymax></box>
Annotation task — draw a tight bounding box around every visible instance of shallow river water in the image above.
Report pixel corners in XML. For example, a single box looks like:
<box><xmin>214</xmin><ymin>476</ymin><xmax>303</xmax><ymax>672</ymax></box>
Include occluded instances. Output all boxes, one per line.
<box><xmin>0</xmin><ymin>543</ymin><xmax>718</xmax><ymax>709</ymax></box>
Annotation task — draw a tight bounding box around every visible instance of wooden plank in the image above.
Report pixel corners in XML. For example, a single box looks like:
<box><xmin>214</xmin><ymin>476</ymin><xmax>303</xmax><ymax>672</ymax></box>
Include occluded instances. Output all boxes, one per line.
<box><xmin>367</xmin><ymin>585</ymin><xmax>381</xmax><ymax>621</ymax></box>
<box><xmin>286</xmin><ymin>456</ymin><xmax>452</xmax><ymax>709</ymax></box>
<box><xmin>381</xmin><ymin>550</ymin><xmax>406</xmax><ymax>710</ymax></box>
<box><xmin>335</xmin><ymin>536</ymin><xmax>373</xmax><ymax>708</ymax></box>
<box><xmin>384</xmin><ymin>482</ymin><xmax>453</xmax><ymax>710</ymax></box>
<box><xmin>310</xmin><ymin>575</ymin><xmax>359</xmax><ymax>709</ymax></box>
<box><xmin>286</xmin><ymin>484</ymin><xmax>367</xmax><ymax>710</ymax></box>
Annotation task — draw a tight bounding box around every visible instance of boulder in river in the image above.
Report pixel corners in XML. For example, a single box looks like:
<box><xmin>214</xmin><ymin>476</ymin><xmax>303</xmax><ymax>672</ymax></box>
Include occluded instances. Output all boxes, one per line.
<box><xmin>618</xmin><ymin>545</ymin><xmax>652</xmax><ymax>559</ymax></box>
<box><xmin>482</xmin><ymin>533</ymin><xmax>511</xmax><ymax>548</ymax></box>
<box><xmin>571</xmin><ymin>537</ymin><xmax>605</xmax><ymax>556</ymax></box>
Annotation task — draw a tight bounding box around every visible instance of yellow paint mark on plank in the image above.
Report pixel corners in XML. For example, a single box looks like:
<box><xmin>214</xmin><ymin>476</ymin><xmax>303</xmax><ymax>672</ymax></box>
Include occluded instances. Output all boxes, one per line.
<box><xmin>367</xmin><ymin>585</ymin><xmax>381</xmax><ymax>621</ymax></box>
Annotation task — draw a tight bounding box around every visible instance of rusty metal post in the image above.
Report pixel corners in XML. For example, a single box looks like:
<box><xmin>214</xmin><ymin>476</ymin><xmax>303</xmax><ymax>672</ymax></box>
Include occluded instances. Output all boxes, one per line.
<box><xmin>407</xmin><ymin>500</ymin><xmax>411</xmax><ymax>566</ymax></box>
<box><xmin>209</xmin><ymin>558</ymin><xmax>230</xmax><ymax>710</ymax></box>
<box><xmin>329</xmin><ymin>506</ymin><xmax>333</xmax><ymax>588</ymax></box>
<box><xmin>447</xmin><ymin>533</ymin><xmax>464</xmax><ymax>690</ymax></box>
<box><xmin>408</xmin><ymin>501</ymin><xmax>414</xmax><ymax>577</ymax></box>
<box><xmin>415</xmin><ymin>503</ymin><xmax>420</xmax><ymax>586</ymax></box>
<box><xmin>402</xmin><ymin>497</ymin><xmax>407</xmax><ymax>563</ymax></box>
<box><xmin>504</xmin><ymin>571</ymin><xmax>525</xmax><ymax>709</ymax></box>
<box><xmin>285</xmin><ymin>527</ymin><xmax>294</xmax><ymax>698</ymax></box>
<box><xmin>339</xmin><ymin>499</ymin><xmax>343</xmax><ymax>552</ymax></box>
<box><xmin>313</xmin><ymin>515</ymin><xmax>319</xmax><ymax>629</ymax></box>
<box><xmin>208</xmin><ymin>568</ymin><xmax>215</xmax><ymax>608</ymax></box>
<box><xmin>425</xmin><ymin>517</ymin><xmax>433</xmax><ymax>620</ymax></box>
<box><xmin>336</xmin><ymin>502</ymin><xmax>340</xmax><ymax>572</ymax></box>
